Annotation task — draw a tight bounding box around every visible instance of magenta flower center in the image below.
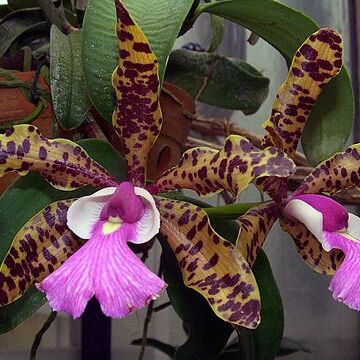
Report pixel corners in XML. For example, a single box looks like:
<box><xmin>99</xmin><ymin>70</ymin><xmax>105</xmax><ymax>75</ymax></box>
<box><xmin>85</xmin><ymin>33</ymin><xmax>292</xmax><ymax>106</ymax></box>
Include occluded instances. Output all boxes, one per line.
<box><xmin>100</xmin><ymin>182</ymin><xmax>145</xmax><ymax>223</ymax></box>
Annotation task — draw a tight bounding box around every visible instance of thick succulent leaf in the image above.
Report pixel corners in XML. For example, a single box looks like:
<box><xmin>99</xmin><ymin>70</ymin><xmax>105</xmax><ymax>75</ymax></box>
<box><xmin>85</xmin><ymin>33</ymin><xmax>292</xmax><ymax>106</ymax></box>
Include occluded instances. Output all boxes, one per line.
<box><xmin>280</xmin><ymin>216</ymin><xmax>343</xmax><ymax>275</ymax></box>
<box><xmin>0</xmin><ymin>139</ymin><xmax>126</xmax><ymax>333</ymax></box>
<box><xmin>236</xmin><ymin>203</ymin><xmax>279</xmax><ymax>267</ymax></box>
<box><xmin>82</xmin><ymin>0</ymin><xmax>194</xmax><ymax>122</ymax></box>
<box><xmin>0</xmin><ymin>200</ymin><xmax>84</xmax><ymax>306</ymax></box>
<box><xmin>112</xmin><ymin>0</ymin><xmax>162</xmax><ymax>186</ymax></box>
<box><xmin>148</xmin><ymin>135</ymin><xmax>295</xmax><ymax>199</ymax></box>
<box><xmin>0</xmin><ymin>125</ymin><xmax>117</xmax><ymax>190</ymax></box>
<box><xmin>160</xmin><ymin>236</ymin><xmax>233</xmax><ymax>359</ymax></box>
<box><xmin>50</xmin><ymin>26</ymin><xmax>90</xmax><ymax>129</ymax></box>
<box><xmin>165</xmin><ymin>50</ymin><xmax>269</xmax><ymax>114</ymax></box>
<box><xmin>157</xmin><ymin>197</ymin><xmax>261</xmax><ymax>329</ymax></box>
<box><xmin>0</xmin><ymin>9</ymin><xmax>47</xmax><ymax>58</ymax></box>
<box><xmin>295</xmin><ymin>144</ymin><xmax>360</xmax><ymax>196</ymax></box>
<box><xmin>196</xmin><ymin>0</ymin><xmax>353</xmax><ymax>165</ymax></box>
<box><xmin>262</xmin><ymin>28</ymin><xmax>343</xmax><ymax>157</ymax></box>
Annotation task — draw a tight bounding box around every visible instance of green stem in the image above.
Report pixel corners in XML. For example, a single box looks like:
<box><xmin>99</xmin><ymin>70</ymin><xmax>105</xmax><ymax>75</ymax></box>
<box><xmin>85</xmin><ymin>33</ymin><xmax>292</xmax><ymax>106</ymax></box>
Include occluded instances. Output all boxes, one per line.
<box><xmin>29</xmin><ymin>311</ymin><xmax>57</xmax><ymax>360</ymax></box>
<box><xmin>204</xmin><ymin>202</ymin><xmax>264</xmax><ymax>220</ymax></box>
<box><xmin>237</xmin><ymin>328</ymin><xmax>256</xmax><ymax>360</ymax></box>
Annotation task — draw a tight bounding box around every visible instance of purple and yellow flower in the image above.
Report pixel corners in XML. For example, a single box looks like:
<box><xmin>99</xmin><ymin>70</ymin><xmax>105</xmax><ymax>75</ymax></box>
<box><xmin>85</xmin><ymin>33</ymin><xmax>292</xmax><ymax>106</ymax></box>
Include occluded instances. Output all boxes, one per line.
<box><xmin>235</xmin><ymin>25</ymin><xmax>360</xmax><ymax>311</ymax></box>
<box><xmin>283</xmin><ymin>193</ymin><xmax>360</xmax><ymax>310</ymax></box>
<box><xmin>0</xmin><ymin>0</ymin><xmax>296</xmax><ymax>328</ymax></box>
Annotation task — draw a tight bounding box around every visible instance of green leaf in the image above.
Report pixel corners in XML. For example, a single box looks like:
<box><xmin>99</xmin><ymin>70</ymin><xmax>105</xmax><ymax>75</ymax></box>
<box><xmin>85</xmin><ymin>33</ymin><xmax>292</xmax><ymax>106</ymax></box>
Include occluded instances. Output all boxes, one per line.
<box><xmin>252</xmin><ymin>252</ymin><xmax>284</xmax><ymax>360</ymax></box>
<box><xmin>82</xmin><ymin>0</ymin><xmax>195</xmax><ymax>122</ymax></box>
<box><xmin>132</xmin><ymin>338</ymin><xmax>176</xmax><ymax>358</ymax></box>
<box><xmin>196</xmin><ymin>0</ymin><xmax>353</xmax><ymax>164</ymax></box>
<box><xmin>0</xmin><ymin>5</ymin><xmax>11</xmax><ymax>19</ymax></box>
<box><xmin>165</xmin><ymin>49</ymin><xmax>269</xmax><ymax>114</ymax></box>
<box><xmin>0</xmin><ymin>8</ymin><xmax>48</xmax><ymax>58</ymax></box>
<box><xmin>208</xmin><ymin>15</ymin><xmax>224</xmax><ymax>52</ymax></box>
<box><xmin>160</xmin><ymin>236</ymin><xmax>233</xmax><ymax>360</ymax></box>
<box><xmin>50</xmin><ymin>26</ymin><xmax>90</xmax><ymax>129</ymax></box>
<box><xmin>7</xmin><ymin>0</ymin><xmax>39</xmax><ymax>10</ymax></box>
<box><xmin>0</xmin><ymin>139</ymin><xmax>126</xmax><ymax>334</ymax></box>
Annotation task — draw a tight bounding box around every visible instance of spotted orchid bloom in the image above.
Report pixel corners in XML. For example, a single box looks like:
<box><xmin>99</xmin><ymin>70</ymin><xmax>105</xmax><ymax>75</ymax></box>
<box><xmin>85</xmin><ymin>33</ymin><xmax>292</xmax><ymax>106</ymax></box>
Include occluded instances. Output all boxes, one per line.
<box><xmin>235</xmin><ymin>27</ymin><xmax>360</xmax><ymax>310</ymax></box>
<box><xmin>0</xmin><ymin>0</ymin><xmax>296</xmax><ymax>328</ymax></box>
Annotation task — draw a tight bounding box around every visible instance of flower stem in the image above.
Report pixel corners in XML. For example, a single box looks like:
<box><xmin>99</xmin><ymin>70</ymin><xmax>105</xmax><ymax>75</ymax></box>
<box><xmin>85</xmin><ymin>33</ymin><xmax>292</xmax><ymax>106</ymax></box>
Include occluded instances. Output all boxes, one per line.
<box><xmin>29</xmin><ymin>311</ymin><xmax>57</xmax><ymax>360</ymax></box>
<box><xmin>204</xmin><ymin>202</ymin><xmax>264</xmax><ymax>220</ymax></box>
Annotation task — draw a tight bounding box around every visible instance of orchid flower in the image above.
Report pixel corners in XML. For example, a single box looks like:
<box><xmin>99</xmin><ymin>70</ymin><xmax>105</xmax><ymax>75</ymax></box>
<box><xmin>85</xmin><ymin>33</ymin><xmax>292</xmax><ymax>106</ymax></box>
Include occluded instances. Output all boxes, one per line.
<box><xmin>0</xmin><ymin>0</ymin><xmax>296</xmax><ymax>328</ymax></box>
<box><xmin>236</xmin><ymin>27</ymin><xmax>344</xmax><ymax>267</ymax></box>
<box><xmin>283</xmin><ymin>193</ymin><xmax>360</xmax><ymax>309</ymax></box>
<box><xmin>236</xmin><ymin>26</ymin><xmax>360</xmax><ymax>311</ymax></box>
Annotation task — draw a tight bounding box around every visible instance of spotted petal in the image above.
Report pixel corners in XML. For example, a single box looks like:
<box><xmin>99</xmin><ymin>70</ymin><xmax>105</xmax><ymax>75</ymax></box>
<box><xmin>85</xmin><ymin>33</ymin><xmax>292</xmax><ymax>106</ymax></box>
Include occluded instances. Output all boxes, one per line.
<box><xmin>262</xmin><ymin>28</ymin><xmax>343</xmax><ymax>157</ymax></box>
<box><xmin>279</xmin><ymin>216</ymin><xmax>343</xmax><ymax>275</ymax></box>
<box><xmin>148</xmin><ymin>135</ymin><xmax>295</xmax><ymax>199</ymax></box>
<box><xmin>112</xmin><ymin>0</ymin><xmax>162</xmax><ymax>186</ymax></box>
<box><xmin>0</xmin><ymin>200</ymin><xmax>84</xmax><ymax>306</ymax></box>
<box><xmin>0</xmin><ymin>125</ymin><xmax>117</xmax><ymax>190</ymax></box>
<box><xmin>236</xmin><ymin>203</ymin><xmax>279</xmax><ymax>267</ymax></box>
<box><xmin>295</xmin><ymin>144</ymin><xmax>360</xmax><ymax>196</ymax></box>
<box><xmin>157</xmin><ymin>197</ymin><xmax>260</xmax><ymax>328</ymax></box>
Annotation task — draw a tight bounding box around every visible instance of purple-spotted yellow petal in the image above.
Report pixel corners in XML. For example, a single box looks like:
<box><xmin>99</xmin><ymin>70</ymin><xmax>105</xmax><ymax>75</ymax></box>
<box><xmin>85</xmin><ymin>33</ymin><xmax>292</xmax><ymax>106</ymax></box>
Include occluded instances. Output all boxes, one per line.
<box><xmin>322</xmin><ymin>224</ymin><xmax>360</xmax><ymax>310</ymax></box>
<box><xmin>156</xmin><ymin>197</ymin><xmax>261</xmax><ymax>329</ymax></box>
<box><xmin>0</xmin><ymin>125</ymin><xmax>117</xmax><ymax>191</ymax></box>
<box><xmin>0</xmin><ymin>200</ymin><xmax>84</xmax><ymax>306</ymax></box>
<box><xmin>38</xmin><ymin>220</ymin><xmax>165</xmax><ymax>318</ymax></box>
<box><xmin>112</xmin><ymin>0</ymin><xmax>162</xmax><ymax>187</ymax></box>
<box><xmin>262</xmin><ymin>28</ymin><xmax>343</xmax><ymax>156</ymax></box>
<box><xmin>279</xmin><ymin>216</ymin><xmax>343</xmax><ymax>275</ymax></box>
<box><xmin>295</xmin><ymin>144</ymin><xmax>360</xmax><ymax>196</ymax></box>
<box><xmin>148</xmin><ymin>135</ymin><xmax>295</xmax><ymax>199</ymax></box>
<box><xmin>236</xmin><ymin>203</ymin><xmax>279</xmax><ymax>266</ymax></box>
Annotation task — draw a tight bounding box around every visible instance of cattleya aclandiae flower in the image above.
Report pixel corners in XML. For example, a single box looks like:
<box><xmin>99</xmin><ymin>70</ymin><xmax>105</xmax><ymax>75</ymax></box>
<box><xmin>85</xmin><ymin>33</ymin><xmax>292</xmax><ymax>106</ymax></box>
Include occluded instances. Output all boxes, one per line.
<box><xmin>0</xmin><ymin>0</ymin><xmax>296</xmax><ymax>328</ymax></box>
<box><xmin>236</xmin><ymin>25</ymin><xmax>360</xmax><ymax>311</ymax></box>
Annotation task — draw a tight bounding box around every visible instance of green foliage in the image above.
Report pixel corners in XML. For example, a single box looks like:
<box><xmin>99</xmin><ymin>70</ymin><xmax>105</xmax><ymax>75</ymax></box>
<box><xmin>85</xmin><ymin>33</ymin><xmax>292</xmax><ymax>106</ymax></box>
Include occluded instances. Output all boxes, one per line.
<box><xmin>208</xmin><ymin>15</ymin><xmax>225</xmax><ymax>52</ymax></box>
<box><xmin>0</xmin><ymin>8</ymin><xmax>48</xmax><ymax>58</ymax></box>
<box><xmin>82</xmin><ymin>0</ymin><xmax>195</xmax><ymax>122</ymax></box>
<box><xmin>166</xmin><ymin>49</ymin><xmax>269</xmax><ymax>114</ymax></box>
<box><xmin>50</xmin><ymin>26</ymin><xmax>90</xmax><ymax>129</ymax></box>
<box><xmin>196</xmin><ymin>0</ymin><xmax>354</xmax><ymax>164</ymax></box>
<box><xmin>0</xmin><ymin>140</ymin><xmax>126</xmax><ymax>333</ymax></box>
